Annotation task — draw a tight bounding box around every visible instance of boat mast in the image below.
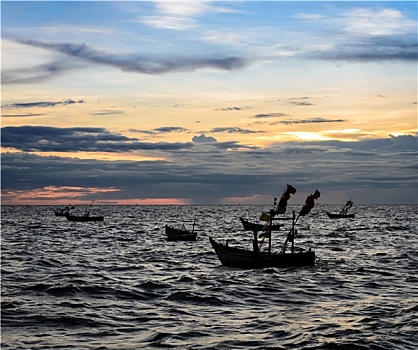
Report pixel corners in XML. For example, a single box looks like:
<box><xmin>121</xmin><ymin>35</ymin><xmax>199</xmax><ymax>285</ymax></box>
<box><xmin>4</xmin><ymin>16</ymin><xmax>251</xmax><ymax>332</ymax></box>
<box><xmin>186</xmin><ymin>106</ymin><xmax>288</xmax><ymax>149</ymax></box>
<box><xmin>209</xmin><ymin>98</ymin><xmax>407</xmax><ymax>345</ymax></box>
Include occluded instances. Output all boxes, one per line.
<box><xmin>281</xmin><ymin>211</ymin><xmax>296</xmax><ymax>254</ymax></box>
<box><xmin>253</xmin><ymin>228</ymin><xmax>259</xmax><ymax>254</ymax></box>
<box><xmin>267</xmin><ymin>206</ymin><xmax>277</xmax><ymax>255</ymax></box>
<box><xmin>291</xmin><ymin>211</ymin><xmax>295</xmax><ymax>253</ymax></box>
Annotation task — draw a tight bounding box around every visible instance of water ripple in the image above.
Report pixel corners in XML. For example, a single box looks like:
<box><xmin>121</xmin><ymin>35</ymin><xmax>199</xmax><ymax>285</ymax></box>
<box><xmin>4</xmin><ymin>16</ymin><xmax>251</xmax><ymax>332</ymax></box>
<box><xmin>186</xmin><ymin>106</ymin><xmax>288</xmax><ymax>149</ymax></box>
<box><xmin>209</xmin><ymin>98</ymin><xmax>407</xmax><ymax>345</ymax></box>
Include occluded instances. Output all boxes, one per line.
<box><xmin>2</xmin><ymin>204</ymin><xmax>417</xmax><ymax>349</ymax></box>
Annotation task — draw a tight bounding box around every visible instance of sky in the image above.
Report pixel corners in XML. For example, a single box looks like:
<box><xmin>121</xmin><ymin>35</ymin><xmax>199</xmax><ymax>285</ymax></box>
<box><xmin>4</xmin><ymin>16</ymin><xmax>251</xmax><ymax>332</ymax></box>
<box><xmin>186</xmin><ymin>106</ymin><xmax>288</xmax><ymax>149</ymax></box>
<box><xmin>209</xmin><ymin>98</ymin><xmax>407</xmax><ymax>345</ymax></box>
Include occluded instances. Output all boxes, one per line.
<box><xmin>1</xmin><ymin>0</ymin><xmax>417</xmax><ymax>205</ymax></box>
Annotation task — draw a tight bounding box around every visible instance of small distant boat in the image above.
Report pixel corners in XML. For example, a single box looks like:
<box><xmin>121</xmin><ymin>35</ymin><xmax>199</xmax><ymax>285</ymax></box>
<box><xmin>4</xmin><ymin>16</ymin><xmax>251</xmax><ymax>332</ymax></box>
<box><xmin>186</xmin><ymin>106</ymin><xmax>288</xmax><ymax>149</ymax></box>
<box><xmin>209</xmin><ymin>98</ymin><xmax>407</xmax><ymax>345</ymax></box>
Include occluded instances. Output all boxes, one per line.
<box><xmin>239</xmin><ymin>217</ymin><xmax>282</xmax><ymax>231</ymax></box>
<box><xmin>165</xmin><ymin>220</ymin><xmax>197</xmax><ymax>241</ymax></box>
<box><xmin>326</xmin><ymin>200</ymin><xmax>355</xmax><ymax>219</ymax></box>
<box><xmin>210</xmin><ymin>185</ymin><xmax>319</xmax><ymax>269</ymax></box>
<box><xmin>326</xmin><ymin>212</ymin><xmax>355</xmax><ymax>219</ymax></box>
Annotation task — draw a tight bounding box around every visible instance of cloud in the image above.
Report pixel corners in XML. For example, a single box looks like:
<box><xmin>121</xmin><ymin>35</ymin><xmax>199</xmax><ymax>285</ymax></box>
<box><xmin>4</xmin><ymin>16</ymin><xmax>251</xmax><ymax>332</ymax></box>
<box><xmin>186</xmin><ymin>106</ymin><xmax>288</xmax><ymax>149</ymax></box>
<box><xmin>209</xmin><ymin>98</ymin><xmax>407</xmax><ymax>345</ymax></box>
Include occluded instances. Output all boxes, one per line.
<box><xmin>129</xmin><ymin>127</ymin><xmax>189</xmax><ymax>135</ymax></box>
<box><xmin>1</xmin><ymin>134</ymin><xmax>416</xmax><ymax>204</ymax></box>
<box><xmin>155</xmin><ymin>126</ymin><xmax>189</xmax><ymax>134</ymax></box>
<box><xmin>192</xmin><ymin>134</ymin><xmax>217</xmax><ymax>143</ymax></box>
<box><xmin>92</xmin><ymin>110</ymin><xmax>124</xmax><ymax>116</ymax></box>
<box><xmin>278</xmin><ymin>118</ymin><xmax>345</xmax><ymax>125</ymax></box>
<box><xmin>3</xmin><ymin>99</ymin><xmax>84</xmax><ymax>109</ymax></box>
<box><xmin>291</xmin><ymin>8</ymin><xmax>417</xmax><ymax>62</ymax></box>
<box><xmin>289</xmin><ymin>97</ymin><xmax>314</xmax><ymax>106</ymax></box>
<box><xmin>342</xmin><ymin>8</ymin><xmax>416</xmax><ymax>37</ymax></box>
<box><xmin>255</xmin><ymin>112</ymin><xmax>288</xmax><ymax>118</ymax></box>
<box><xmin>1</xmin><ymin>126</ymin><xmax>194</xmax><ymax>152</ymax></box>
<box><xmin>304</xmin><ymin>8</ymin><xmax>417</xmax><ymax>62</ymax></box>
<box><xmin>210</xmin><ymin>127</ymin><xmax>263</xmax><ymax>135</ymax></box>
<box><xmin>2</xmin><ymin>60</ymin><xmax>83</xmax><ymax>84</ymax></box>
<box><xmin>13</xmin><ymin>39</ymin><xmax>250</xmax><ymax>76</ymax></box>
<box><xmin>140</xmin><ymin>15</ymin><xmax>197</xmax><ymax>31</ymax></box>
<box><xmin>309</xmin><ymin>36</ymin><xmax>418</xmax><ymax>62</ymax></box>
<box><xmin>140</xmin><ymin>1</ymin><xmax>233</xmax><ymax>31</ymax></box>
<box><xmin>293</xmin><ymin>13</ymin><xmax>325</xmax><ymax>21</ymax></box>
<box><xmin>1</xmin><ymin>114</ymin><xmax>45</xmax><ymax>118</ymax></box>
<box><xmin>290</xmin><ymin>101</ymin><xmax>314</xmax><ymax>106</ymax></box>
<box><xmin>291</xmin><ymin>135</ymin><xmax>418</xmax><ymax>153</ymax></box>
<box><xmin>216</xmin><ymin>106</ymin><xmax>251</xmax><ymax>111</ymax></box>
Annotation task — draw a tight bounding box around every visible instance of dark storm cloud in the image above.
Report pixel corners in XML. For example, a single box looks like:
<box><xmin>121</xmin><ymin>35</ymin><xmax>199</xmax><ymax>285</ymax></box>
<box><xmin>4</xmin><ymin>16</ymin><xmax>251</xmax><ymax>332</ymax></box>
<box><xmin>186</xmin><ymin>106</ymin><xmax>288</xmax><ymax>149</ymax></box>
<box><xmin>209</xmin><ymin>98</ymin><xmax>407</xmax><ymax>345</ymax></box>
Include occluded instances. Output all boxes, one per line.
<box><xmin>3</xmin><ymin>99</ymin><xmax>84</xmax><ymax>109</ymax></box>
<box><xmin>278</xmin><ymin>118</ymin><xmax>345</xmax><ymax>125</ymax></box>
<box><xmin>1</xmin><ymin>126</ymin><xmax>193</xmax><ymax>152</ymax></box>
<box><xmin>15</xmin><ymin>39</ymin><xmax>250</xmax><ymax>75</ymax></box>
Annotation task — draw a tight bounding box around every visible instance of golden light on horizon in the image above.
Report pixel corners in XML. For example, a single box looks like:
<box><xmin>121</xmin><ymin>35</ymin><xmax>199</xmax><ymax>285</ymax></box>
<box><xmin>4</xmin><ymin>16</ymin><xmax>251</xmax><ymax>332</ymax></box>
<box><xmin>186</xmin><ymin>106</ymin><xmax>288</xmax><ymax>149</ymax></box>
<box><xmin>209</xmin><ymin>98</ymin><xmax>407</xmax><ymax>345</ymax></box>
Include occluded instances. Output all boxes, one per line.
<box><xmin>282</xmin><ymin>132</ymin><xmax>332</xmax><ymax>141</ymax></box>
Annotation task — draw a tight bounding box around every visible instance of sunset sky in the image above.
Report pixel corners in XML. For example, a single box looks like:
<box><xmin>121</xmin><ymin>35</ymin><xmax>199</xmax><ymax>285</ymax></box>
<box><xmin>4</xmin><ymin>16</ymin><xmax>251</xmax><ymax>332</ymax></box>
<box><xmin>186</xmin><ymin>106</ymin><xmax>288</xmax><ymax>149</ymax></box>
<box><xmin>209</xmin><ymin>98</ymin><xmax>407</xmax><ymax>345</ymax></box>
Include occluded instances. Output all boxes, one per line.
<box><xmin>2</xmin><ymin>1</ymin><xmax>417</xmax><ymax>205</ymax></box>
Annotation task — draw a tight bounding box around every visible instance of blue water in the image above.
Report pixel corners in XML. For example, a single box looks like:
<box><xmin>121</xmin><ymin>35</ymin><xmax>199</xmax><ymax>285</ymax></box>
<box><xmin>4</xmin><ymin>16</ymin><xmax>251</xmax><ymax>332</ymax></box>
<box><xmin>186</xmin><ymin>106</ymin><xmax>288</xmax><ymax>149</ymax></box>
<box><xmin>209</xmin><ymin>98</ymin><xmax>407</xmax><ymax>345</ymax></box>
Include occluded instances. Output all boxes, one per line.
<box><xmin>1</xmin><ymin>205</ymin><xmax>417</xmax><ymax>349</ymax></box>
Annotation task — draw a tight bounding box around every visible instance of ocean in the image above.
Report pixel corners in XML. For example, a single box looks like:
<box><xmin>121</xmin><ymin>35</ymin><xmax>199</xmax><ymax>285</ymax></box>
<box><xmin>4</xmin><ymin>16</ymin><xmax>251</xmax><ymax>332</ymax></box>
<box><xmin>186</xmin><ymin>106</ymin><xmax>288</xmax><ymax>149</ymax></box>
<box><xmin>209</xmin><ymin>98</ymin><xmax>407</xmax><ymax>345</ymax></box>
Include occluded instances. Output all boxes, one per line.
<box><xmin>1</xmin><ymin>204</ymin><xmax>417</xmax><ymax>349</ymax></box>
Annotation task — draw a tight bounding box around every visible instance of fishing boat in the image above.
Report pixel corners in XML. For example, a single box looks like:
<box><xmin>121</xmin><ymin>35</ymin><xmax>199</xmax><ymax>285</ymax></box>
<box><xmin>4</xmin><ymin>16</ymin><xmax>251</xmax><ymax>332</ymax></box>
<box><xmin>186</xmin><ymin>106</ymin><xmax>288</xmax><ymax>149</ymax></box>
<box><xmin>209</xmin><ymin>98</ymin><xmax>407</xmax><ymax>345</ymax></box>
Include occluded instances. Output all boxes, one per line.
<box><xmin>210</xmin><ymin>185</ymin><xmax>320</xmax><ymax>269</ymax></box>
<box><xmin>65</xmin><ymin>213</ymin><xmax>104</xmax><ymax>222</ymax></box>
<box><xmin>239</xmin><ymin>217</ymin><xmax>282</xmax><ymax>231</ymax></box>
<box><xmin>209</xmin><ymin>236</ymin><xmax>315</xmax><ymax>268</ymax></box>
<box><xmin>165</xmin><ymin>220</ymin><xmax>197</xmax><ymax>241</ymax></box>
<box><xmin>326</xmin><ymin>200</ymin><xmax>355</xmax><ymax>219</ymax></box>
<box><xmin>64</xmin><ymin>202</ymin><xmax>104</xmax><ymax>222</ymax></box>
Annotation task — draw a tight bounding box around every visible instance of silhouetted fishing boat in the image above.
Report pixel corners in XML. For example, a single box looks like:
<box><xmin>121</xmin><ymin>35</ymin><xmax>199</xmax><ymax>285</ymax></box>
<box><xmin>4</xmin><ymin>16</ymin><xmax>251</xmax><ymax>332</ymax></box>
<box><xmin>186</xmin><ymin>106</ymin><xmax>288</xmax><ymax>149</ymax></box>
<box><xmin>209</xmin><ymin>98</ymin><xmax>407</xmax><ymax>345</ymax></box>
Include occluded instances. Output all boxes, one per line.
<box><xmin>239</xmin><ymin>217</ymin><xmax>282</xmax><ymax>231</ymax></box>
<box><xmin>65</xmin><ymin>213</ymin><xmax>104</xmax><ymax>222</ymax></box>
<box><xmin>210</xmin><ymin>185</ymin><xmax>320</xmax><ymax>269</ymax></box>
<box><xmin>209</xmin><ymin>236</ymin><xmax>315</xmax><ymax>268</ymax></box>
<box><xmin>165</xmin><ymin>220</ymin><xmax>197</xmax><ymax>241</ymax></box>
<box><xmin>64</xmin><ymin>202</ymin><xmax>104</xmax><ymax>222</ymax></box>
<box><xmin>326</xmin><ymin>200</ymin><xmax>355</xmax><ymax>219</ymax></box>
<box><xmin>326</xmin><ymin>212</ymin><xmax>355</xmax><ymax>219</ymax></box>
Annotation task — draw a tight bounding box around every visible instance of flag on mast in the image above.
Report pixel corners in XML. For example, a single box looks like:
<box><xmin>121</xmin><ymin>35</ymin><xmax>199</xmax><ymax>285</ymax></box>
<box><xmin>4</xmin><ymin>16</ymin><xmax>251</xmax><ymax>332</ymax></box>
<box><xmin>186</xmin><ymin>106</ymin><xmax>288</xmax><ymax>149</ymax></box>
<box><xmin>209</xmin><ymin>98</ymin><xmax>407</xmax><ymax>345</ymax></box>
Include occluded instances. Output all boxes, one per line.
<box><xmin>276</xmin><ymin>184</ymin><xmax>297</xmax><ymax>214</ymax></box>
<box><xmin>299</xmin><ymin>189</ymin><xmax>320</xmax><ymax>216</ymax></box>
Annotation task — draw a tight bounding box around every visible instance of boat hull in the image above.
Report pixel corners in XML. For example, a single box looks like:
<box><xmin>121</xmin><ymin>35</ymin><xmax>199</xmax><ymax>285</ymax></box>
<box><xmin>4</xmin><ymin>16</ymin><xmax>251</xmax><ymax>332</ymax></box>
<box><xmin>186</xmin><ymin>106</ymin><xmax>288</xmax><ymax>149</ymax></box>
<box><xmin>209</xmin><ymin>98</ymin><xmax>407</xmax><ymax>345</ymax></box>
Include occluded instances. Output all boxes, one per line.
<box><xmin>209</xmin><ymin>237</ymin><xmax>315</xmax><ymax>268</ymax></box>
<box><xmin>326</xmin><ymin>211</ymin><xmax>355</xmax><ymax>219</ymax></box>
<box><xmin>239</xmin><ymin>217</ymin><xmax>281</xmax><ymax>231</ymax></box>
<box><xmin>165</xmin><ymin>225</ymin><xmax>197</xmax><ymax>241</ymax></box>
<box><xmin>65</xmin><ymin>215</ymin><xmax>104</xmax><ymax>222</ymax></box>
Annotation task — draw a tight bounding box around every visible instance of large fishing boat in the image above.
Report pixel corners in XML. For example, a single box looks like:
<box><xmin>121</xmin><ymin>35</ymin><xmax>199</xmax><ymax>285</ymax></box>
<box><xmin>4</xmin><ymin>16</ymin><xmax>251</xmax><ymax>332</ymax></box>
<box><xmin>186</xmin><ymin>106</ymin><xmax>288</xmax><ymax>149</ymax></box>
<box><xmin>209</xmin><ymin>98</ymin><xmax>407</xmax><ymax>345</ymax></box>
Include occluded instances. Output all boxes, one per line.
<box><xmin>210</xmin><ymin>185</ymin><xmax>320</xmax><ymax>268</ymax></box>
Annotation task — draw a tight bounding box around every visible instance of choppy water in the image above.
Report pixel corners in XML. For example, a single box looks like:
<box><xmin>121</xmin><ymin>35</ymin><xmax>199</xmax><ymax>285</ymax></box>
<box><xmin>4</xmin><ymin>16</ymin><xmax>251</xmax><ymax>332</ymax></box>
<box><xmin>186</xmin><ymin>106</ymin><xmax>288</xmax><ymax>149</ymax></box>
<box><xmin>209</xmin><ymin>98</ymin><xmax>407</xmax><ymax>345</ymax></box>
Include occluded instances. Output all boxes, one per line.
<box><xmin>1</xmin><ymin>204</ymin><xmax>417</xmax><ymax>349</ymax></box>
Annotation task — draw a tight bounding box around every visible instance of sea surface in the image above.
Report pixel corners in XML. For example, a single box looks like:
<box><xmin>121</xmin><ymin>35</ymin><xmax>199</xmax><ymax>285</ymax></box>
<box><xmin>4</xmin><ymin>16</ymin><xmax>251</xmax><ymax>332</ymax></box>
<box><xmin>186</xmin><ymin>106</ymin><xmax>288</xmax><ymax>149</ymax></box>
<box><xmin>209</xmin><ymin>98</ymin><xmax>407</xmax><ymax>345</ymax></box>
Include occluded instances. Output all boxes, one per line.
<box><xmin>1</xmin><ymin>204</ymin><xmax>417</xmax><ymax>350</ymax></box>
